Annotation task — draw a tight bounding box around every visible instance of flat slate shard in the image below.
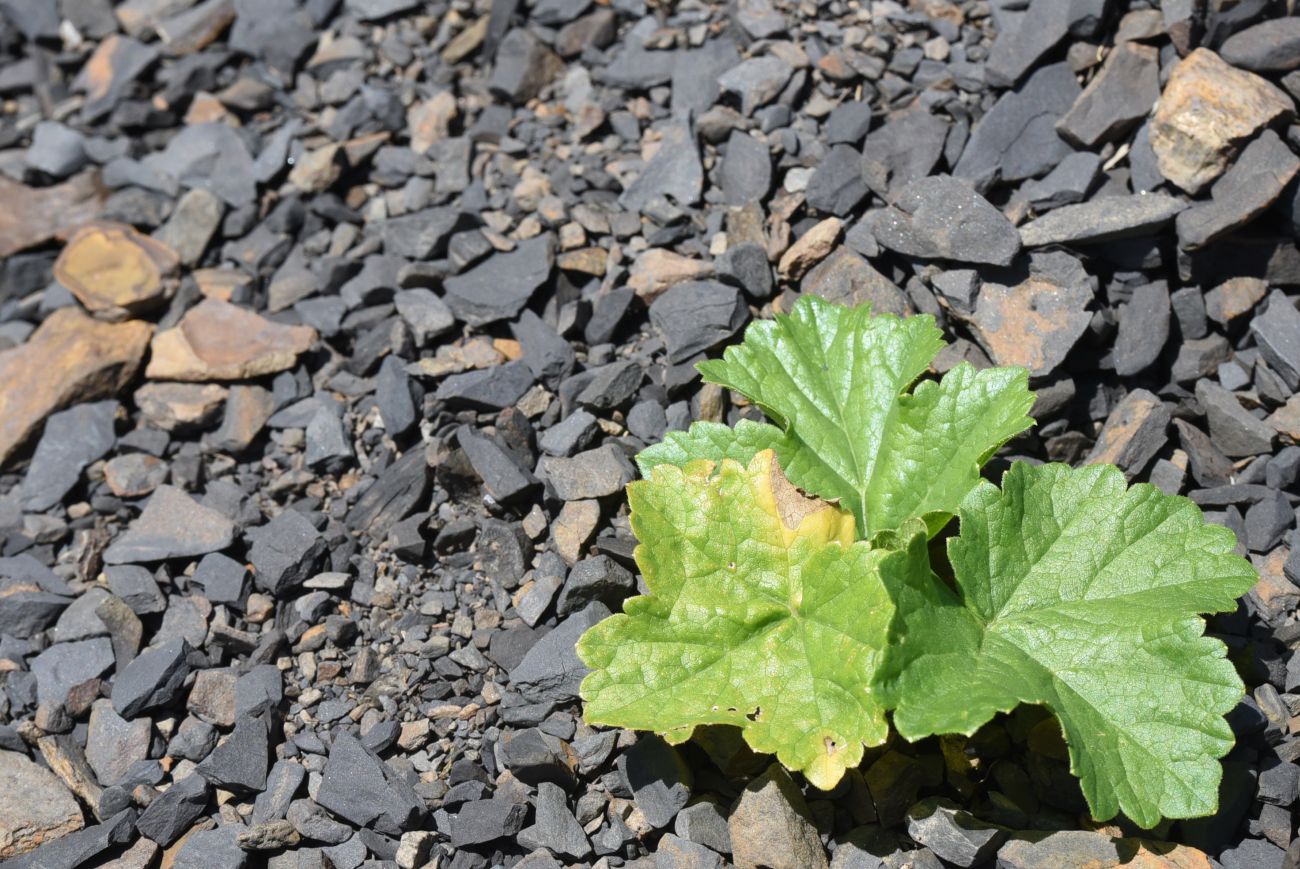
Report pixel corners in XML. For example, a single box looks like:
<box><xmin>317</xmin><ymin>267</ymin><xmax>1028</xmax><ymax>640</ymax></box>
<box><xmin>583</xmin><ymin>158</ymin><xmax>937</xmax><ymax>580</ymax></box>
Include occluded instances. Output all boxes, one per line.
<box><xmin>968</xmin><ymin>251</ymin><xmax>1094</xmax><ymax>378</ymax></box>
<box><xmin>0</xmin><ymin>308</ymin><xmax>150</xmax><ymax>468</ymax></box>
<box><xmin>435</xmin><ymin>360</ymin><xmax>536</xmax><ymax>410</ymax></box>
<box><xmin>380</xmin><ymin>207</ymin><xmax>464</xmax><ymax>259</ymax></box>
<box><xmin>649</xmin><ymin>280</ymin><xmax>749</xmax><ymax>363</ymax></box>
<box><xmin>0</xmin><ymin>750</ymin><xmax>84</xmax><ymax>860</ymax></box>
<box><xmin>953</xmin><ymin>62</ymin><xmax>1081</xmax><ymax>192</ymax></box>
<box><xmin>458</xmin><ymin>425</ymin><xmax>540</xmax><ymax>505</ymax></box>
<box><xmin>804</xmin><ymin>144</ymin><xmax>870</xmax><ymax>216</ymax></box>
<box><xmin>113</xmin><ymin>637</ymin><xmax>193</xmax><ymax>718</ymax></box>
<box><xmin>135</xmin><ymin>774</ymin><xmax>211</xmax><ymax>846</ymax></box>
<box><xmin>490</xmin><ymin>28</ymin><xmax>564</xmax><ymax>104</ymax></box>
<box><xmin>315</xmin><ymin>732</ymin><xmax>427</xmax><ymax>836</ymax></box>
<box><xmin>228</xmin><ymin>0</ymin><xmax>318</xmax><ymax>74</ymax></box>
<box><xmin>862</xmin><ymin>108</ymin><xmax>949</xmax><ymax>197</ymax></box>
<box><xmin>721</xmin><ymin>130</ymin><xmax>772</xmax><ymax>206</ymax></box>
<box><xmin>75</xmin><ymin>35</ymin><xmax>160</xmax><ymax>122</ymax></box>
<box><xmin>1056</xmin><ymin>41</ymin><xmax>1160</xmax><ymax>148</ymax></box>
<box><xmin>1251</xmin><ymin>290</ymin><xmax>1300</xmax><ymax>390</ymax></box>
<box><xmin>20</xmin><ymin>400</ymin><xmax>118</xmax><ymax>512</ymax></box>
<box><xmin>619</xmin><ymin>114</ymin><xmax>704</xmax><ymax>212</ymax></box>
<box><xmin>347</xmin><ymin>447</ymin><xmax>431</xmax><ymax>537</ymax></box>
<box><xmin>995</xmin><ymin>831</ymin><xmax>1213</xmax><ymax>869</ymax></box>
<box><xmin>728</xmin><ymin>764</ymin><xmax>828</xmax><ymax>869</ymax></box>
<box><xmin>1176</xmin><ymin>129</ymin><xmax>1300</xmax><ymax>251</ymax></box>
<box><xmin>1220</xmin><ymin>17</ymin><xmax>1300</xmax><ymax>72</ymax></box>
<box><xmin>1113</xmin><ymin>282</ymin><xmax>1171</xmax><ymax>377</ymax></box>
<box><xmin>31</xmin><ymin>637</ymin><xmax>116</xmax><ymax>704</ymax></box>
<box><xmin>871</xmin><ymin>175</ymin><xmax>1020</xmax><ymax>266</ymax></box>
<box><xmin>718</xmin><ymin>55</ymin><xmax>793</xmax><ymax>116</ymax></box>
<box><xmin>1151</xmin><ymin>47</ymin><xmax>1294</xmax><ymax>195</ymax></box>
<box><xmin>511</xmin><ymin>602</ymin><xmax>610</xmax><ymax>704</ymax></box>
<box><xmin>103</xmin><ymin>485</ymin><xmax>236</xmax><ymax>564</ymax></box>
<box><xmin>906</xmin><ymin>798</ymin><xmax>1007</xmax><ymax>868</ymax></box>
<box><xmin>984</xmin><ymin>0</ymin><xmax>1075</xmax><ymax>88</ymax></box>
<box><xmin>442</xmin><ymin>234</ymin><xmax>555</xmax><ymax>326</ymax></box>
<box><xmin>619</xmin><ymin>736</ymin><xmax>693</xmax><ymax>830</ymax></box>
<box><xmin>0</xmin><ymin>172</ymin><xmax>108</xmax><ymax>259</ymax></box>
<box><xmin>1019</xmin><ymin>193</ymin><xmax>1187</xmax><ymax>248</ymax></box>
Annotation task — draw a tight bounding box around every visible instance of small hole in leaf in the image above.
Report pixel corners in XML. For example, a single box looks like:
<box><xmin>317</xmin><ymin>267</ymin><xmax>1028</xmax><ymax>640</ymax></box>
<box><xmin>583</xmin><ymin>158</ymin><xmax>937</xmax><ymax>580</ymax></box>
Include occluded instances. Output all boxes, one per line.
<box><xmin>726</xmin><ymin>561</ymin><xmax>737</xmax><ymax>571</ymax></box>
<box><xmin>747</xmin><ymin>707</ymin><xmax>762</xmax><ymax>721</ymax></box>
<box><xmin>824</xmin><ymin>736</ymin><xmax>839</xmax><ymax>756</ymax></box>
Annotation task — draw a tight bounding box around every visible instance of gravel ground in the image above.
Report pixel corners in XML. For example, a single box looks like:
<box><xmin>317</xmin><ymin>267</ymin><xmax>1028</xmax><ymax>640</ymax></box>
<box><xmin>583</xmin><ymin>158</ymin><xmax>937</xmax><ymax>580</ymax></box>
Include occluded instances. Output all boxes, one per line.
<box><xmin>0</xmin><ymin>0</ymin><xmax>1299</xmax><ymax>867</ymax></box>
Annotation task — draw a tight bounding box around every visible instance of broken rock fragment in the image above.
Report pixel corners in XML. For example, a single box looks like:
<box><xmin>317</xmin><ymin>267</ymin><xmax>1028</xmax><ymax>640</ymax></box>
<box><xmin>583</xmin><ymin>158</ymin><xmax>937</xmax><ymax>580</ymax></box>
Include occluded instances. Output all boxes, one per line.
<box><xmin>146</xmin><ymin>298</ymin><xmax>316</xmax><ymax>381</ymax></box>
<box><xmin>54</xmin><ymin>222</ymin><xmax>179</xmax><ymax>320</ymax></box>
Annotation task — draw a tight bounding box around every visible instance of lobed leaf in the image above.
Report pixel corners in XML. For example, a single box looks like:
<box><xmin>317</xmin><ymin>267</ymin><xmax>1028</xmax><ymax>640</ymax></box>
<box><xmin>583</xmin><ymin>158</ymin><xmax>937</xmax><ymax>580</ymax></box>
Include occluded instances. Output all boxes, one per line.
<box><xmin>577</xmin><ymin>449</ymin><xmax>927</xmax><ymax>789</ymax></box>
<box><xmin>876</xmin><ymin>461</ymin><xmax>1258</xmax><ymax>828</ymax></box>
<box><xmin>644</xmin><ymin>295</ymin><xmax>1035</xmax><ymax>537</ymax></box>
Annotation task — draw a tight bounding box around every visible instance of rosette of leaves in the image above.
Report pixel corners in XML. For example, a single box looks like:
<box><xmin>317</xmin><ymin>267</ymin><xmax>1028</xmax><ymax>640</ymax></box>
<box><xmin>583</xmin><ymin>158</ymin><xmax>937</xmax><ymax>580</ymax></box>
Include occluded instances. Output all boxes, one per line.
<box><xmin>577</xmin><ymin>296</ymin><xmax>1257</xmax><ymax>828</ymax></box>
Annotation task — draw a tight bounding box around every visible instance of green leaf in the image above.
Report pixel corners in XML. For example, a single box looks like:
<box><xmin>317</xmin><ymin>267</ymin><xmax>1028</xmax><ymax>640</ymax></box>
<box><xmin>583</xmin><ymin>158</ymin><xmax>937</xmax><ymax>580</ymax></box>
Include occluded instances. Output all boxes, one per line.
<box><xmin>691</xmin><ymin>295</ymin><xmax>1035</xmax><ymax>537</ymax></box>
<box><xmin>877</xmin><ymin>462</ymin><xmax>1258</xmax><ymax>828</ymax></box>
<box><xmin>577</xmin><ymin>449</ymin><xmax>925</xmax><ymax>789</ymax></box>
<box><xmin>636</xmin><ymin>419</ymin><xmax>784</xmax><ymax>477</ymax></box>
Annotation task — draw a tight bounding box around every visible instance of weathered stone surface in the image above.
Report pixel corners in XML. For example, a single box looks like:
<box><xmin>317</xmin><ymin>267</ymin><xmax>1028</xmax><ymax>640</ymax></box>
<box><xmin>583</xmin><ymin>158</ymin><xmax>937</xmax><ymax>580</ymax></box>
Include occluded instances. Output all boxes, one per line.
<box><xmin>968</xmin><ymin>252</ymin><xmax>1094</xmax><ymax>377</ymax></box>
<box><xmin>1085</xmin><ymin>389</ymin><xmax>1171</xmax><ymax>478</ymax></box>
<box><xmin>1019</xmin><ymin>193</ymin><xmax>1186</xmax><ymax>248</ymax></box>
<box><xmin>995</xmin><ymin>831</ymin><xmax>1213</xmax><ymax>869</ymax></box>
<box><xmin>0</xmin><ymin>308</ymin><xmax>151</xmax><ymax>467</ymax></box>
<box><xmin>20</xmin><ymin>400</ymin><xmax>118</xmax><ymax>512</ymax></box>
<box><xmin>906</xmin><ymin>798</ymin><xmax>1006</xmax><ymax>867</ymax></box>
<box><xmin>1151</xmin><ymin>48</ymin><xmax>1294</xmax><ymax>194</ymax></box>
<box><xmin>103</xmin><ymin>485</ymin><xmax>236</xmax><ymax>564</ymax></box>
<box><xmin>146</xmin><ymin>299</ymin><xmax>316</xmax><ymax>381</ymax></box>
<box><xmin>315</xmin><ymin>731</ymin><xmax>427</xmax><ymax>836</ymax></box>
<box><xmin>1220</xmin><ymin>17</ymin><xmax>1300</xmax><ymax>72</ymax></box>
<box><xmin>443</xmin><ymin>235</ymin><xmax>555</xmax><ymax>327</ymax></box>
<box><xmin>1056</xmin><ymin>41</ymin><xmax>1160</xmax><ymax>148</ymax></box>
<box><xmin>729</xmin><ymin>764</ymin><xmax>828</xmax><ymax>869</ymax></box>
<box><xmin>1176</xmin><ymin>129</ymin><xmax>1300</xmax><ymax>250</ymax></box>
<box><xmin>0</xmin><ymin>751</ymin><xmax>84</xmax><ymax>859</ymax></box>
<box><xmin>54</xmin><ymin>222</ymin><xmax>179</xmax><ymax>319</ymax></box>
<box><xmin>74</xmin><ymin>34</ymin><xmax>159</xmax><ymax>121</ymax></box>
<box><xmin>628</xmin><ymin>249</ymin><xmax>714</xmax><ymax>302</ymax></box>
<box><xmin>649</xmin><ymin>281</ymin><xmax>749</xmax><ymax>363</ymax></box>
<box><xmin>778</xmin><ymin>217</ymin><xmax>842</xmax><ymax>279</ymax></box>
<box><xmin>0</xmin><ymin>173</ymin><xmax>107</xmax><ymax>258</ymax></box>
<box><xmin>872</xmin><ymin>175</ymin><xmax>1019</xmax><ymax>266</ymax></box>
<box><xmin>135</xmin><ymin>382</ymin><xmax>228</xmax><ymax>432</ymax></box>
<box><xmin>619</xmin><ymin>115</ymin><xmax>703</xmax><ymax>212</ymax></box>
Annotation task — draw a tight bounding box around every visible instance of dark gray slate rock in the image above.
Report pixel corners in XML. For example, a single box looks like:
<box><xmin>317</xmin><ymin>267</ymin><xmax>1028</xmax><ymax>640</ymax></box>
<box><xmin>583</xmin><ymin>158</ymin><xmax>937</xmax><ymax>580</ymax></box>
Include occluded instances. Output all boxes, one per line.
<box><xmin>394</xmin><ymin>288</ymin><xmax>455</xmax><ymax>344</ymax></box>
<box><xmin>197</xmin><ymin>714</ymin><xmax>271</xmax><ymax>793</ymax></box>
<box><xmin>1196</xmin><ymin>380</ymin><xmax>1276</xmax><ymax>458</ymax></box>
<box><xmin>435</xmin><ymin>361</ymin><xmax>535</xmax><ymax>410</ymax></box>
<box><xmin>26</xmin><ymin>121</ymin><xmax>87</xmax><ymax>179</ymax></box>
<box><xmin>490</xmin><ymin>28</ymin><xmax>563</xmax><ymax>104</ymax></box>
<box><xmin>718</xmin><ymin>55</ymin><xmax>793</xmax><ymax>116</ymax></box>
<box><xmin>649</xmin><ymin>281</ymin><xmax>749</xmax><ymax>363</ymax></box>
<box><xmin>458</xmin><ymin>425</ymin><xmax>540</xmax><ymax>506</ymax></box>
<box><xmin>721</xmin><ymin>130</ymin><xmax>772</xmax><ymax>206</ymax></box>
<box><xmin>905</xmin><ymin>798</ymin><xmax>1006</xmax><ymax>867</ymax></box>
<box><xmin>620</xmin><ymin>115</ymin><xmax>703</xmax><ymax>212</ymax></box>
<box><xmin>1019</xmin><ymin>193</ymin><xmax>1187</xmax><ymax>248</ymax></box>
<box><xmin>805</xmin><ymin>145</ymin><xmax>870</xmax><ymax>216</ymax></box>
<box><xmin>1056</xmin><ymin>41</ymin><xmax>1159</xmax><ymax>148</ymax></box>
<box><xmin>953</xmin><ymin>62</ymin><xmax>1081</xmax><ymax>192</ymax></box>
<box><xmin>511</xmin><ymin>602</ymin><xmax>610</xmax><ymax>703</ymax></box>
<box><xmin>557</xmin><ymin>555</ymin><xmax>636</xmax><ymax>617</ymax></box>
<box><xmin>1016</xmin><ymin>152</ymin><xmax>1101</xmax><ymax>211</ymax></box>
<box><xmin>716</xmin><ymin>242</ymin><xmax>774</xmax><ymax>300</ymax></box>
<box><xmin>247</xmin><ymin>509</ymin><xmax>326</xmax><ymax>596</ymax></box>
<box><xmin>288</xmin><ymin>798</ymin><xmax>354</xmax><ymax>843</ymax></box>
<box><xmin>31</xmin><ymin>637</ymin><xmax>115</xmax><ymax>704</ymax></box>
<box><xmin>498</xmin><ymin>727</ymin><xmax>578</xmax><ymax>790</ymax></box>
<box><xmin>87</xmin><ymin>699</ymin><xmax>150</xmax><ymax>786</ymax></box>
<box><xmin>228</xmin><ymin>0</ymin><xmax>317</xmax><ymax>76</ymax></box>
<box><xmin>0</xmin><ymin>575</ymin><xmax>70</xmax><ymax>638</ymax></box>
<box><xmin>315</xmin><ymin>731</ymin><xmax>427</xmax><ymax>836</ymax></box>
<box><xmin>103</xmin><ymin>486</ymin><xmax>236</xmax><ymax>565</ymax></box>
<box><xmin>1177</xmin><ymin>130</ymin><xmax>1300</xmax><ymax>251</ymax></box>
<box><xmin>620</xmin><ymin>736</ymin><xmax>693</xmax><ymax>830</ymax></box>
<box><xmin>1252</xmin><ymin>290</ymin><xmax>1300</xmax><ymax>390</ymax></box>
<box><xmin>380</xmin><ymin>207</ymin><xmax>463</xmax><ymax>260</ymax></box>
<box><xmin>1113</xmin><ymin>281</ymin><xmax>1171</xmax><ymax>376</ymax></box>
<box><xmin>513</xmin><ymin>309</ymin><xmax>576</xmax><ymax>388</ymax></box>
<box><xmin>861</xmin><ymin>108</ymin><xmax>949</xmax><ymax>197</ymax></box>
<box><xmin>105</xmin><ymin>565</ymin><xmax>166</xmax><ymax>615</ymax></box>
<box><xmin>1221</xmin><ymin>17</ymin><xmax>1300</xmax><ymax>72</ymax></box>
<box><xmin>540</xmin><ymin>444</ymin><xmax>636</xmax><ymax>500</ymax></box>
<box><xmin>539</xmin><ymin>409</ymin><xmax>600</xmax><ymax>457</ymax></box>
<box><xmin>193</xmin><ymin>552</ymin><xmax>249</xmax><ymax>609</ymax></box>
<box><xmin>728</xmin><ymin>763</ymin><xmax>825</xmax><ymax>869</ymax></box>
<box><xmin>826</xmin><ymin>101</ymin><xmax>873</xmax><ymax>146</ymax></box>
<box><xmin>172</xmin><ymin>824</ymin><xmax>247</xmax><ymax>869</ymax></box>
<box><xmin>872</xmin><ymin>175</ymin><xmax>1020</xmax><ymax>266</ymax></box>
<box><xmin>443</xmin><ymin>235</ymin><xmax>554</xmax><ymax>327</ymax></box>
<box><xmin>518</xmin><ymin>781</ymin><xmax>592</xmax><ymax>859</ymax></box>
<box><xmin>136</xmin><ymin>774</ymin><xmax>212</xmax><ymax>846</ymax></box>
<box><xmin>113</xmin><ymin>638</ymin><xmax>192</xmax><ymax>718</ymax></box>
<box><xmin>347</xmin><ymin>447</ymin><xmax>431</xmax><ymax>537</ymax></box>
<box><xmin>671</xmin><ymin>38</ymin><xmax>742</xmax><ymax>116</ymax></box>
<box><xmin>451</xmin><ymin>799</ymin><xmax>528</xmax><ymax>847</ymax></box>
<box><xmin>675</xmin><ymin>801</ymin><xmax>732</xmax><ymax>854</ymax></box>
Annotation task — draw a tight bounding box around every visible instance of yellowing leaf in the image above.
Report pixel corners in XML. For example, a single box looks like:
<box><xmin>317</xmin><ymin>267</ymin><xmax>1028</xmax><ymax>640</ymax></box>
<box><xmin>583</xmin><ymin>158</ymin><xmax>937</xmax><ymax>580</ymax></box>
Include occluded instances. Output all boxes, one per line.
<box><xmin>577</xmin><ymin>449</ymin><xmax>925</xmax><ymax>789</ymax></box>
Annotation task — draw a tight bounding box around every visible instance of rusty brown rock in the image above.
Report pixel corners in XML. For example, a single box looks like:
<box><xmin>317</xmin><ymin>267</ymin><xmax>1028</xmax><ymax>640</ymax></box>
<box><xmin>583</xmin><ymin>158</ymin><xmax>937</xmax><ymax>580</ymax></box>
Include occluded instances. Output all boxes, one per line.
<box><xmin>0</xmin><ymin>749</ymin><xmax>84</xmax><ymax>859</ymax></box>
<box><xmin>146</xmin><ymin>299</ymin><xmax>316</xmax><ymax>381</ymax></box>
<box><xmin>134</xmin><ymin>382</ymin><xmax>229</xmax><ymax>432</ymax></box>
<box><xmin>55</xmin><ymin>222</ymin><xmax>180</xmax><ymax>320</ymax></box>
<box><xmin>0</xmin><ymin>172</ymin><xmax>108</xmax><ymax>258</ymax></box>
<box><xmin>778</xmin><ymin>216</ymin><xmax>842</xmax><ymax>280</ymax></box>
<box><xmin>1086</xmin><ymin>389</ymin><xmax>1172</xmax><ymax>478</ymax></box>
<box><xmin>628</xmin><ymin>249</ymin><xmax>715</xmax><ymax>301</ymax></box>
<box><xmin>0</xmin><ymin>308</ymin><xmax>151</xmax><ymax>467</ymax></box>
<box><xmin>1269</xmin><ymin>394</ymin><xmax>1300</xmax><ymax>443</ymax></box>
<box><xmin>1150</xmin><ymin>48</ymin><xmax>1294</xmax><ymax>194</ymax></box>
<box><xmin>1206</xmin><ymin>276</ymin><xmax>1268</xmax><ymax>326</ymax></box>
<box><xmin>408</xmin><ymin>91</ymin><xmax>458</xmax><ymax>155</ymax></box>
<box><xmin>552</xmin><ymin>499</ymin><xmax>601</xmax><ymax>565</ymax></box>
<box><xmin>968</xmin><ymin>251</ymin><xmax>1093</xmax><ymax>378</ymax></box>
<box><xmin>996</xmin><ymin>831</ymin><xmax>1213</xmax><ymax>869</ymax></box>
<box><xmin>104</xmin><ymin>453</ymin><xmax>169</xmax><ymax>498</ymax></box>
<box><xmin>801</xmin><ymin>248</ymin><xmax>911</xmax><ymax>316</ymax></box>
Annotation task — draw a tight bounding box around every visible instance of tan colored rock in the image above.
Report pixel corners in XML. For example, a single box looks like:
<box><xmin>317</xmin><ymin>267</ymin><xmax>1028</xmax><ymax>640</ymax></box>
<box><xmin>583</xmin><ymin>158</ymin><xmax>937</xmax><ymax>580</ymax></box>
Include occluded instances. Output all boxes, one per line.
<box><xmin>146</xmin><ymin>299</ymin><xmax>316</xmax><ymax>381</ymax></box>
<box><xmin>104</xmin><ymin>452</ymin><xmax>168</xmax><ymax>498</ymax></box>
<box><xmin>408</xmin><ymin>91</ymin><xmax>458</xmax><ymax>154</ymax></box>
<box><xmin>135</xmin><ymin>382</ymin><xmax>229</xmax><ymax>431</ymax></box>
<box><xmin>996</xmin><ymin>831</ymin><xmax>1212</xmax><ymax>869</ymax></box>
<box><xmin>778</xmin><ymin>217</ymin><xmax>843</xmax><ymax>279</ymax></box>
<box><xmin>55</xmin><ymin>221</ymin><xmax>179</xmax><ymax>320</ymax></box>
<box><xmin>628</xmin><ymin>249</ymin><xmax>714</xmax><ymax>301</ymax></box>
<box><xmin>557</xmin><ymin>247</ymin><xmax>608</xmax><ymax>276</ymax></box>
<box><xmin>0</xmin><ymin>171</ymin><xmax>108</xmax><ymax>258</ymax></box>
<box><xmin>552</xmin><ymin>499</ymin><xmax>600</xmax><ymax>565</ymax></box>
<box><xmin>1205</xmin><ymin>276</ymin><xmax>1267</xmax><ymax>325</ymax></box>
<box><xmin>0</xmin><ymin>749</ymin><xmax>84</xmax><ymax>859</ymax></box>
<box><xmin>0</xmin><ymin>308</ymin><xmax>152</xmax><ymax>467</ymax></box>
<box><xmin>192</xmin><ymin>267</ymin><xmax>252</xmax><ymax>302</ymax></box>
<box><xmin>287</xmin><ymin>144</ymin><xmax>344</xmax><ymax>193</ymax></box>
<box><xmin>1270</xmin><ymin>393</ymin><xmax>1300</xmax><ymax>443</ymax></box>
<box><xmin>1151</xmin><ymin>48</ymin><xmax>1294</xmax><ymax>194</ymax></box>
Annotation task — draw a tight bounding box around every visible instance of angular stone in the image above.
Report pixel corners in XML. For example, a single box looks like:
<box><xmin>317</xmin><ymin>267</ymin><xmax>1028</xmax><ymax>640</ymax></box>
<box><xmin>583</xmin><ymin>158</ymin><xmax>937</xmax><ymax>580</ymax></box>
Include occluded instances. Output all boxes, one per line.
<box><xmin>861</xmin><ymin>108</ymin><xmax>949</xmax><ymax>198</ymax></box>
<box><xmin>87</xmin><ymin>699</ymin><xmax>151</xmax><ymax>787</ymax></box>
<box><xmin>435</xmin><ymin>361</ymin><xmax>535</xmax><ymax>410</ymax></box>
<box><xmin>621</xmin><ymin>736</ymin><xmax>693</xmax><ymax>830</ymax></box>
<box><xmin>540</xmin><ymin>444</ymin><xmax>636</xmax><ymax>500</ymax></box>
<box><xmin>20</xmin><ymin>400</ymin><xmax>117</xmax><ymax>512</ymax></box>
<box><xmin>380</xmin><ymin>207</ymin><xmax>463</xmax><ymax>260</ymax></box>
<box><xmin>1</xmin><ymin>810</ymin><xmax>134</xmax><ymax>869</ymax></box>
<box><xmin>0</xmin><ymin>172</ymin><xmax>107</xmax><ymax>259</ymax></box>
<box><xmin>394</xmin><ymin>288</ymin><xmax>455</xmax><ymax>345</ymax></box>
<box><xmin>802</xmin><ymin>248</ymin><xmax>909</xmax><ymax>315</ymax></box>
<box><xmin>1221</xmin><ymin>17</ymin><xmax>1300</xmax><ymax>72</ymax></box>
<box><xmin>315</xmin><ymin>732</ymin><xmax>427</xmax><ymax>836</ymax></box>
<box><xmin>1085</xmin><ymin>389</ymin><xmax>1170</xmax><ymax>478</ymax></box>
<box><xmin>154</xmin><ymin>188</ymin><xmax>224</xmax><ymax>266</ymax></box>
<box><xmin>627</xmin><ymin>249</ymin><xmax>715</xmax><ymax>302</ymax></box>
<box><xmin>75</xmin><ymin>35</ymin><xmax>159</xmax><ymax>122</ymax></box>
<box><xmin>968</xmin><ymin>251</ymin><xmax>1094</xmax><ymax>377</ymax></box>
<box><xmin>197</xmin><ymin>714</ymin><xmax>271</xmax><ymax>793</ymax></box>
<box><xmin>1151</xmin><ymin>47</ymin><xmax>1294</xmax><ymax>194</ymax></box>
<box><xmin>228</xmin><ymin>0</ymin><xmax>317</xmax><ymax>75</ymax></box>
<box><xmin>1252</xmin><ymin>290</ymin><xmax>1300</xmax><ymax>390</ymax></box>
<box><xmin>1019</xmin><ymin>193</ymin><xmax>1186</xmax><ymax>248</ymax></box>
<box><xmin>718</xmin><ymin>56</ymin><xmax>793</xmax><ymax>116</ymax></box>
<box><xmin>954</xmin><ymin>62</ymin><xmax>1081</xmax><ymax>192</ymax></box>
<box><xmin>649</xmin><ymin>280</ymin><xmax>749</xmax><ymax>363</ymax></box>
<box><xmin>1113</xmin><ymin>281</ymin><xmax>1170</xmax><ymax>376</ymax></box>
<box><xmin>135</xmin><ymin>382</ymin><xmax>228</xmax><ymax>432</ymax></box>
<box><xmin>729</xmin><ymin>764</ymin><xmax>827</xmax><ymax>869</ymax></box>
<box><xmin>135</xmin><ymin>774</ymin><xmax>211</xmax><ymax>846</ymax></box>
<box><xmin>873</xmin><ymin>175</ymin><xmax>1019</xmax><ymax>266</ymax></box>
<box><xmin>552</xmin><ymin>499</ymin><xmax>600</xmax><ymax>565</ymax></box>
<box><xmin>451</xmin><ymin>799</ymin><xmax>528</xmax><ymax>847</ymax></box>
<box><xmin>778</xmin><ymin>217</ymin><xmax>842</xmax><ymax>280</ymax></box>
<box><xmin>995</xmin><ymin>831</ymin><xmax>1213</xmax><ymax>869</ymax></box>
<box><xmin>31</xmin><ymin>637</ymin><xmax>115</xmax><ymax>705</ymax></box>
<box><xmin>0</xmin><ymin>750</ymin><xmax>83</xmax><ymax>860</ymax></box>
<box><xmin>146</xmin><ymin>299</ymin><xmax>316</xmax><ymax>381</ymax></box>
<box><xmin>1206</xmin><ymin>277</ymin><xmax>1267</xmax><ymax>326</ymax></box>
<box><xmin>211</xmin><ymin>384</ymin><xmax>275</xmax><ymax>453</ymax></box>
<box><xmin>103</xmin><ymin>485</ymin><xmax>235</xmax><ymax>564</ymax></box>
<box><xmin>1016</xmin><ymin>152</ymin><xmax>1101</xmax><ymax>211</ymax></box>
<box><xmin>510</xmin><ymin>602</ymin><xmax>610</xmax><ymax>704</ymax></box>
<box><xmin>1057</xmin><ymin>41</ymin><xmax>1160</xmax><ymax>148</ymax></box>
<box><xmin>1177</xmin><ymin>129</ymin><xmax>1300</xmax><ymax>250</ymax></box>
<box><xmin>805</xmin><ymin>145</ymin><xmax>869</xmax><ymax>216</ymax></box>
<box><xmin>113</xmin><ymin>637</ymin><xmax>192</xmax><ymax>718</ymax></box>
<box><xmin>26</xmin><ymin>121</ymin><xmax>86</xmax><ymax>179</ymax></box>
<box><xmin>1196</xmin><ymin>380</ymin><xmax>1276</xmax><ymax>457</ymax></box>
<box><xmin>490</xmin><ymin>28</ymin><xmax>563</xmax><ymax>104</ymax></box>
<box><xmin>906</xmin><ymin>798</ymin><xmax>1006</xmax><ymax>868</ymax></box>
<box><xmin>620</xmin><ymin>115</ymin><xmax>703</xmax><ymax>212</ymax></box>
<box><xmin>247</xmin><ymin>509</ymin><xmax>326</xmax><ymax>596</ymax></box>
<box><xmin>721</xmin><ymin>130</ymin><xmax>772</xmax><ymax>206</ymax></box>
<box><xmin>518</xmin><ymin>781</ymin><xmax>591</xmax><ymax>859</ymax></box>
<box><xmin>53</xmin><ymin>222</ymin><xmax>178</xmax><ymax>320</ymax></box>
<box><xmin>458</xmin><ymin>425</ymin><xmax>540</xmax><ymax>506</ymax></box>
<box><xmin>0</xmin><ymin>308</ymin><xmax>150</xmax><ymax>467</ymax></box>
<box><xmin>443</xmin><ymin>235</ymin><xmax>554</xmax><ymax>327</ymax></box>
